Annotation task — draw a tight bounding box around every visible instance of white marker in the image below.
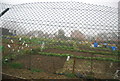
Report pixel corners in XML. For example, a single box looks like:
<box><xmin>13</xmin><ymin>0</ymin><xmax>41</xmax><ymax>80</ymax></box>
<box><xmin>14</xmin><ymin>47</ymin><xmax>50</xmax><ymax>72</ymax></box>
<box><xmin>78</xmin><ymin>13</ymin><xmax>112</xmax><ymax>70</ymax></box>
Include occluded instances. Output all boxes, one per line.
<box><xmin>19</xmin><ymin>38</ymin><xmax>22</xmax><ymax>41</ymax></box>
<box><xmin>90</xmin><ymin>44</ymin><xmax>94</xmax><ymax>47</ymax></box>
<box><xmin>19</xmin><ymin>47</ymin><xmax>21</xmax><ymax>49</ymax></box>
<box><xmin>25</xmin><ymin>44</ymin><xmax>28</xmax><ymax>47</ymax></box>
<box><xmin>66</xmin><ymin>56</ymin><xmax>70</xmax><ymax>61</ymax></box>
<box><xmin>21</xmin><ymin>47</ymin><xmax>23</xmax><ymax>49</ymax></box>
<box><xmin>12</xmin><ymin>49</ymin><xmax>15</xmax><ymax>51</ymax></box>
<box><xmin>114</xmin><ymin>70</ymin><xmax>120</xmax><ymax>79</ymax></box>
<box><xmin>30</xmin><ymin>36</ymin><xmax>32</xmax><ymax>39</ymax></box>
<box><xmin>18</xmin><ymin>50</ymin><xmax>20</xmax><ymax>52</ymax></box>
<box><xmin>5</xmin><ymin>59</ymin><xmax>8</xmax><ymax>61</ymax></box>
<box><xmin>7</xmin><ymin>44</ymin><xmax>11</xmax><ymax>48</ymax></box>
<box><xmin>11</xmin><ymin>40</ymin><xmax>14</xmax><ymax>43</ymax></box>
<box><xmin>109</xmin><ymin>62</ymin><xmax>113</xmax><ymax>68</ymax></box>
<box><xmin>41</xmin><ymin>42</ymin><xmax>45</xmax><ymax>48</ymax></box>
<box><xmin>22</xmin><ymin>43</ymin><xmax>24</xmax><ymax>45</ymax></box>
<box><xmin>41</xmin><ymin>42</ymin><xmax>45</xmax><ymax>51</ymax></box>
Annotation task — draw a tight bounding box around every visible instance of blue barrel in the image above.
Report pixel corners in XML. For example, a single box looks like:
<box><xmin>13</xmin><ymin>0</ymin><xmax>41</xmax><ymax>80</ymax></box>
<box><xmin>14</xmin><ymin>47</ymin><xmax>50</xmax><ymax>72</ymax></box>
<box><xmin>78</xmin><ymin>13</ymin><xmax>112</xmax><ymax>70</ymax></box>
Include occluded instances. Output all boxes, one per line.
<box><xmin>103</xmin><ymin>43</ymin><xmax>107</xmax><ymax>45</ymax></box>
<box><xmin>94</xmin><ymin>42</ymin><xmax>98</xmax><ymax>47</ymax></box>
<box><xmin>111</xmin><ymin>46</ymin><xmax>117</xmax><ymax>51</ymax></box>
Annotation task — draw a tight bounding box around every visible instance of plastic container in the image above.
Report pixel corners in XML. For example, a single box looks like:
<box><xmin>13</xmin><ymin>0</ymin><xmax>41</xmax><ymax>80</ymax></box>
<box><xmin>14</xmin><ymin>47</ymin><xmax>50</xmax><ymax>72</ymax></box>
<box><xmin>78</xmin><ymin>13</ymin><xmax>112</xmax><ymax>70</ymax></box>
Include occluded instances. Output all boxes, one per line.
<box><xmin>94</xmin><ymin>42</ymin><xmax>98</xmax><ymax>47</ymax></box>
<box><xmin>111</xmin><ymin>46</ymin><xmax>117</xmax><ymax>51</ymax></box>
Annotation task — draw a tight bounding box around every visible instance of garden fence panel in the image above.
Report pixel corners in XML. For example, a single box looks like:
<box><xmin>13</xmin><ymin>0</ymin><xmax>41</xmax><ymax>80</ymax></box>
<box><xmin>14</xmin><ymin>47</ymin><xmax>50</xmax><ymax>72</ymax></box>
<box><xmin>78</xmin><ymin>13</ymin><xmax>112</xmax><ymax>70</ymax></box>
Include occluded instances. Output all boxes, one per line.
<box><xmin>1</xmin><ymin>2</ymin><xmax>119</xmax><ymax>79</ymax></box>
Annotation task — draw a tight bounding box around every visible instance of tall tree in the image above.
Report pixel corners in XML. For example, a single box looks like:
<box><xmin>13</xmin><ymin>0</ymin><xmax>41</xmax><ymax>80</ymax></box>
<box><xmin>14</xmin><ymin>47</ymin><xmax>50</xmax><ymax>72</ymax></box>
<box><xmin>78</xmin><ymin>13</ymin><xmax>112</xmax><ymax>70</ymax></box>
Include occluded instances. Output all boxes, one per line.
<box><xmin>96</xmin><ymin>32</ymin><xmax>118</xmax><ymax>43</ymax></box>
<box><xmin>57</xmin><ymin>29</ymin><xmax>66</xmax><ymax>40</ymax></box>
<box><xmin>27</xmin><ymin>30</ymin><xmax>44</xmax><ymax>38</ymax></box>
<box><xmin>71</xmin><ymin>30</ymin><xmax>85</xmax><ymax>41</ymax></box>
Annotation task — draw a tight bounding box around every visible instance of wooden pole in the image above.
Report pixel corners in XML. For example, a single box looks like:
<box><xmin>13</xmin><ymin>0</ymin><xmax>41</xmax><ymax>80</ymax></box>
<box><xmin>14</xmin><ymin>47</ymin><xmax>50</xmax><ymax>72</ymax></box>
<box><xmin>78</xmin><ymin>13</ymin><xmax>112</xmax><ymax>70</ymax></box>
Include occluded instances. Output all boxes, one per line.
<box><xmin>90</xmin><ymin>53</ymin><xmax>94</xmax><ymax>79</ymax></box>
<box><xmin>72</xmin><ymin>57</ymin><xmax>76</xmax><ymax>74</ymax></box>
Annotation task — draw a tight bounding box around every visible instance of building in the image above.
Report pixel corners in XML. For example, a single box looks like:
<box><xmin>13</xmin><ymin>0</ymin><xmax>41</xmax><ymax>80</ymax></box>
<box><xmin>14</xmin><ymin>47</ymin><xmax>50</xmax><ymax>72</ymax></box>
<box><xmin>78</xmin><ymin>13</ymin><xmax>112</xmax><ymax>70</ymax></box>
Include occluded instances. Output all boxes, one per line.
<box><xmin>0</xmin><ymin>28</ymin><xmax>16</xmax><ymax>36</ymax></box>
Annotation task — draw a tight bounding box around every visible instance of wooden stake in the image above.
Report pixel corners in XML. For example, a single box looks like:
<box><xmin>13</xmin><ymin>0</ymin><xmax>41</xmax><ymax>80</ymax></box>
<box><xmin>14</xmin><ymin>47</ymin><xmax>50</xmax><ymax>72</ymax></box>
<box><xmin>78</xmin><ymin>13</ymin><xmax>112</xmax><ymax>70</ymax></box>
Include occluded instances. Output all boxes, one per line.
<box><xmin>72</xmin><ymin>57</ymin><xmax>76</xmax><ymax>74</ymax></box>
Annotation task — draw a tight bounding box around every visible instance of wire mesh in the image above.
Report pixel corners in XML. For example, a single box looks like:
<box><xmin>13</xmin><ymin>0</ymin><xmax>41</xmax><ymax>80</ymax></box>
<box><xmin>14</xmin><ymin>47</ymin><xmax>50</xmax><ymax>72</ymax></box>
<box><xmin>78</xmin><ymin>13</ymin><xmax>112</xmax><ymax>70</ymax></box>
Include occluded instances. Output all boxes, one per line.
<box><xmin>1</xmin><ymin>2</ymin><xmax>119</xmax><ymax>79</ymax></box>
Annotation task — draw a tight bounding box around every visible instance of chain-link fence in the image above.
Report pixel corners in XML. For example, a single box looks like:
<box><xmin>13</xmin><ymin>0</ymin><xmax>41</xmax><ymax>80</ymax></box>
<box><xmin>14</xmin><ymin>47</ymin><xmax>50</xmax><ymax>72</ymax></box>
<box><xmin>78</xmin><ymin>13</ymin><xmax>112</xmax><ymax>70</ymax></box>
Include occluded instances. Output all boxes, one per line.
<box><xmin>1</xmin><ymin>2</ymin><xmax>120</xmax><ymax>80</ymax></box>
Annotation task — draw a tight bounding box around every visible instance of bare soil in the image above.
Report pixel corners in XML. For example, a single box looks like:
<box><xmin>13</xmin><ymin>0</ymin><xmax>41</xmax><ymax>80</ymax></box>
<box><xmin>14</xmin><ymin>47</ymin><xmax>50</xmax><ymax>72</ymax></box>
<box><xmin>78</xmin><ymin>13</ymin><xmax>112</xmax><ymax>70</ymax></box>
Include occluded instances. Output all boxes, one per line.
<box><xmin>3</xmin><ymin>54</ymin><xmax>119</xmax><ymax>79</ymax></box>
<box><xmin>2</xmin><ymin>40</ymin><xmax>119</xmax><ymax>79</ymax></box>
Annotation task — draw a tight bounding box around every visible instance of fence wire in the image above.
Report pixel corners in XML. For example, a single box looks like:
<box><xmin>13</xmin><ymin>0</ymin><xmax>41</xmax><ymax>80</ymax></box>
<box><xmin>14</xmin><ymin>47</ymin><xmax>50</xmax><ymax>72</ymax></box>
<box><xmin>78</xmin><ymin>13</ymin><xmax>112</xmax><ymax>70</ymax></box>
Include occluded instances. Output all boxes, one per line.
<box><xmin>1</xmin><ymin>2</ymin><xmax>120</xmax><ymax>80</ymax></box>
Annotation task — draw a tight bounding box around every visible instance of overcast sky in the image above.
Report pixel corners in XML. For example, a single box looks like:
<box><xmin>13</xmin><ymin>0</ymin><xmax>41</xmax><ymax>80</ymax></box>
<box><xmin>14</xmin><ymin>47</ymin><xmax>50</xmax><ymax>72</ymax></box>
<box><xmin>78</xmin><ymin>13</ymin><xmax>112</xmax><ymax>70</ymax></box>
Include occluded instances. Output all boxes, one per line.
<box><xmin>0</xmin><ymin>0</ymin><xmax>119</xmax><ymax>8</ymax></box>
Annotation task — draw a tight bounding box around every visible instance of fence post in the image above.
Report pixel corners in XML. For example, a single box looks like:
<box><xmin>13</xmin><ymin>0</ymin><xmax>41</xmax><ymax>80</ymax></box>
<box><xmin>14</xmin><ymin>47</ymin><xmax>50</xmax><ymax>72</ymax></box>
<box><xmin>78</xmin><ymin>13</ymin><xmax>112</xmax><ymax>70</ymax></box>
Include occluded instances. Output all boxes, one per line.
<box><xmin>91</xmin><ymin>53</ymin><xmax>94</xmax><ymax>78</ymax></box>
<box><xmin>72</xmin><ymin>57</ymin><xmax>76</xmax><ymax>74</ymax></box>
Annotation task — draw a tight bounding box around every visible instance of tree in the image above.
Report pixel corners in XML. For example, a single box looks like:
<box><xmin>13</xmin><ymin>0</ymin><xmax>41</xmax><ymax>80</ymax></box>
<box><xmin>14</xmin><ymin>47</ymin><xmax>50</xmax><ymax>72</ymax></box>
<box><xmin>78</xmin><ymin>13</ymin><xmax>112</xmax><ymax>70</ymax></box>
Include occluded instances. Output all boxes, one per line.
<box><xmin>96</xmin><ymin>32</ymin><xmax>118</xmax><ymax>43</ymax></box>
<box><xmin>71</xmin><ymin>30</ymin><xmax>85</xmax><ymax>41</ymax></box>
<box><xmin>57</xmin><ymin>29</ymin><xmax>66</xmax><ymax>40</ymax></box>
<box><xmin>1</xmin><ymin>21</ymin><xmax>17</xmax><ymax>36</ymax></box>
<box><xmin>44</xmin><ymin>32</ymin><xmax>49</xmax><ymax>38</ymax></box>
<box><xmin>27</xmin><ymin>30</ymin><xmax>44</xmax><ymax>38</ymax></box>
<box><xmin>0</xmin><ymin>28</ymin><xmax>15</xmax><ymax>36</ymax></box>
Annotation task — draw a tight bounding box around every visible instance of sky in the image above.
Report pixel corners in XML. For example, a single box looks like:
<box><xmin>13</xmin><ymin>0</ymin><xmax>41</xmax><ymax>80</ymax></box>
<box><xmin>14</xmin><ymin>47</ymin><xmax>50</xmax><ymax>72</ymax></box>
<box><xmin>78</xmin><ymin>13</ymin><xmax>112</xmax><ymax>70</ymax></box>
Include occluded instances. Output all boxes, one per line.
<box><xmin>0</xmin><ymin>0</ymin><xmax>118</xmax><ymax>37</ymax></box>
<box><xmin>0</xmin><ymin>0</ymin><xmax>119</xmax><ymax>8</ymax></box>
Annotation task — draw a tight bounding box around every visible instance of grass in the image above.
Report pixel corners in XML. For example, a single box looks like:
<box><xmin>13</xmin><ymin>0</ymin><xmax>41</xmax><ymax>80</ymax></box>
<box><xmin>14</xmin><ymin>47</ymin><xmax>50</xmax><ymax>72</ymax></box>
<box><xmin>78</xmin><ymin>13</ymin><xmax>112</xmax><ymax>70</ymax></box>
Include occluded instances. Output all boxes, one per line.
<box><xmin>30</xmin><ymin>68</ymin><xmax>44</xmax><ymax>73</ymax></box>
<box><xmin>65</xmin><ymin>73</ymin><xmax>76</xmax><ymax>78</ymax></box>
<box><xmin>0</xmin><ymin>46</ymin><xmax>4</xmax><ymax>52</ymax></box>
<box><xmin>3</xmin><ymin>35</ymin><xmax>119</xmax><ymax>61</ymax></box>
<box><xmin>38</xmin><ymin>52</ymin><xmax>120</xmax><ymax>62</ymax></box>
<box><xmin>86</xmin><ymin>75</ymin><xmax>94</xmax><ymax>79</ymax></box>
<box><xmin>9</xmin><ymin>62</ymin><xmax>23</xmax><ymax>69</ymax></box>
<box><xmin>38</xmin><ymin>52</ymin><xmax>73</xmax><ymax>57</ymax></box>
<box><xmin>45</xmin><ymin>46</ymin><xmax>119</xmax><ymax>56</ymax></box>
<box><xmin>3</xmin><ymin>35</ymin><xmax>119</xmax><ymax>55</ymax></box>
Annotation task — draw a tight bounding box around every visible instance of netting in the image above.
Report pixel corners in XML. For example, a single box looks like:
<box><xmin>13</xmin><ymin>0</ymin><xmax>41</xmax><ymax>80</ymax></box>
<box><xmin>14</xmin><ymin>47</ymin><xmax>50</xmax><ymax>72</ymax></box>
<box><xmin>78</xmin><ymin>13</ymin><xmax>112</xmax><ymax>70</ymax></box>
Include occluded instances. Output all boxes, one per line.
<box><xmin>1</xmin><ymin>2</ymin><xmax>120</xmax><ymax>79</ymax></box>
